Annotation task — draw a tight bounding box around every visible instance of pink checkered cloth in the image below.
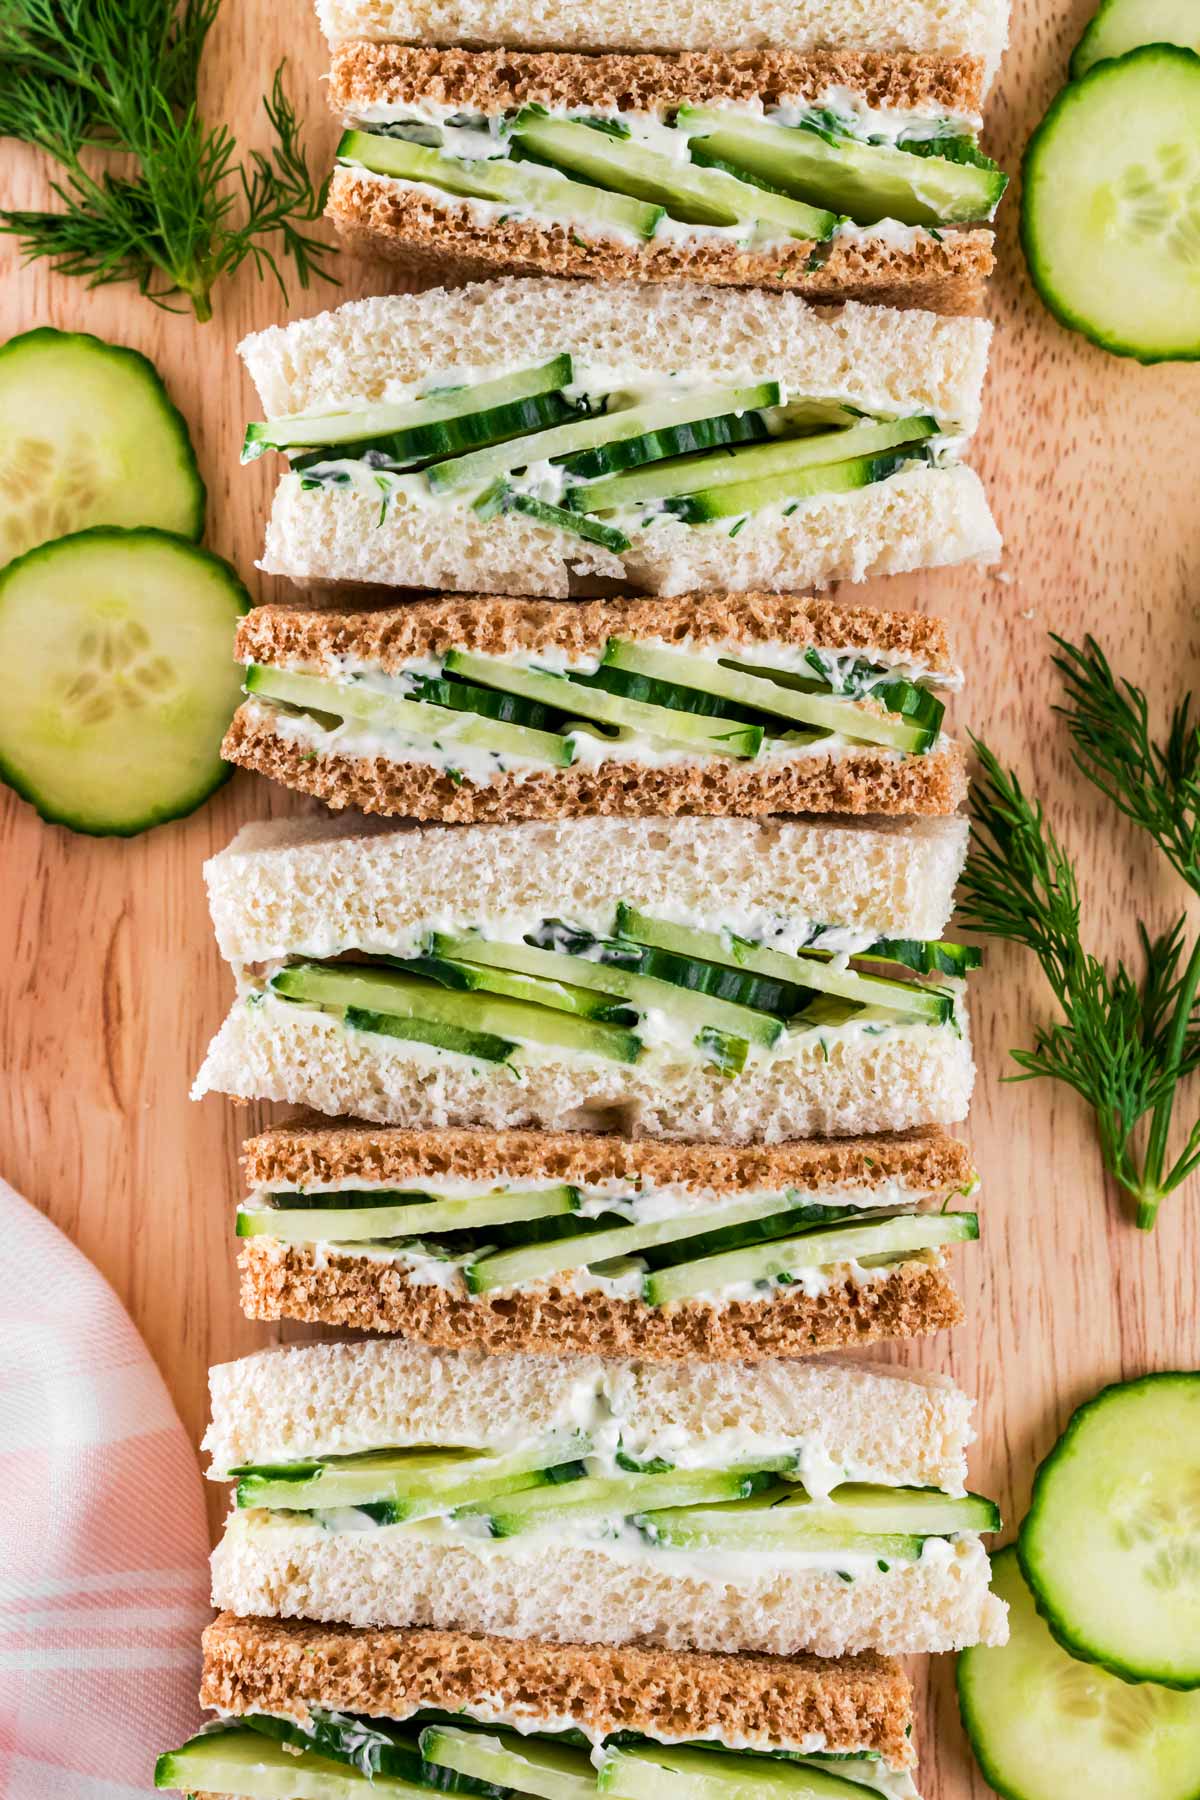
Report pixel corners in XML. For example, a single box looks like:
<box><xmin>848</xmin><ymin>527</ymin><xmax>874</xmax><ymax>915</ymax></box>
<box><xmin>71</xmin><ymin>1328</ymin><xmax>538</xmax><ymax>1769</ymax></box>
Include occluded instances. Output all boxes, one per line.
<box><xmin>0</xmin><ymin>1179</ymin><xmax>211</xmax><ymax>1798</ymax></box>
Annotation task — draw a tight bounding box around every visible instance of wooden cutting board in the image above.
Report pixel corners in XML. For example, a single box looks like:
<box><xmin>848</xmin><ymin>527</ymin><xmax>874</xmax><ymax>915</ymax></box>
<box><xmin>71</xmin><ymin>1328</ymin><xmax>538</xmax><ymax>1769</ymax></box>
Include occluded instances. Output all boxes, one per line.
<box><xmin>2</xmin><ymin>1</ymin><xmax>1199</xmax><ymax>1792</ymax></box>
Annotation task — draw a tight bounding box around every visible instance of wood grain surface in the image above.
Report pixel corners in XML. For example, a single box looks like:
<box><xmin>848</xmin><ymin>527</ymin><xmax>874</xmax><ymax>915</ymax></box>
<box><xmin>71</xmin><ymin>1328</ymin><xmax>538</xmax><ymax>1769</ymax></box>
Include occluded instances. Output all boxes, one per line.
<box><xmin>3</xmin><ymin>2</ymin><xmax>1199</xmax><ymax>1793</ymax></box>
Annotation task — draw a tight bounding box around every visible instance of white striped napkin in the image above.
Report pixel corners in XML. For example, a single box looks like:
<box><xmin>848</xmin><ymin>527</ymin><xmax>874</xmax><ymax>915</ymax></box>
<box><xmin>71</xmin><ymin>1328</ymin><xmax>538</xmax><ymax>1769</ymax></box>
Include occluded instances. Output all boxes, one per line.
<box><xmin>0</xmin><ymin>1179</ymin><xmax>211</xmax><ymax>1797</ymax></box>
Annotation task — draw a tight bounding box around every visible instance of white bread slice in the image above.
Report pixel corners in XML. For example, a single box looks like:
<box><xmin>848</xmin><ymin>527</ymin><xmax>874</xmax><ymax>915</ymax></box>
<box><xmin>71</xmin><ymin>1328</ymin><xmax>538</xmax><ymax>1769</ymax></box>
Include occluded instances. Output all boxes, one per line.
<box><xmin>239</xmin><ymin>284</ymin><xmax>991</xmax><ymax>428</ymax></box>
<box><xmin>240</xmin><ymin>282</ymin><xmax>998</xmax><ymax>597</ymax></box>
<box><xmin>211</xmin><ymin>1512</ymin><xmax>1006</xmax><ymax>1658</ymax></box>
<box><xmin>193</xmin><ymin>988</ymin><xmax>973</xmax><ymax>1139</ymax></box>
<box><xmin>201</xmin><ymin>812</ymin><xmax>970</xmax><ymax>966</ymax></box>
<box><xmin>203</xmin><ymin>1336</ymin><xmax>977</xmax><ymax>1492</ymax></box>
<box><xmin>312</xmin><ymin>0</ymin><xmax>1010</xmax><ymax>92</ymax></box>
<box><xmin>258</xmin><ymin>460</ymin><xmax>997</xmax><ymax>599</ymax></box>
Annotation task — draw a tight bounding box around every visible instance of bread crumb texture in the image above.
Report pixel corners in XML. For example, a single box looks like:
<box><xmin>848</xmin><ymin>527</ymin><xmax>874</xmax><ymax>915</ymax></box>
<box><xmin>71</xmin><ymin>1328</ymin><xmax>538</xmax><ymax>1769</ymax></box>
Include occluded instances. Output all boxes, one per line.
<box><xmin>327</xmin><ymin>168</ymin><xmax>992</xmax><ymax>314</ymax></box>
<box><xmin>240</xmin><ymin>1238</ymin><xmax>965</xmax><ymax>1356</ymax></box>
<box><xmin>313</xmin><ymin>0</ymin><xmax>1010</xmax><ymax>91</ymax></box>
<box><xmin>200</xmin><ymin>1611</ymin><xmax>916</xmax><ymax>1763</ymax></box>
<box><xmin>202</xmin><ymin>1333</ymin><xmax>976</xmax><ymax>1491</ymax></box>
<box><xmin>209</xmin><ymin>1517</ymin><xmax>1008</xmax><ymax>1656</ymax></box>
<box><xmin>201</xmin><ymin>812</ymin><xmax>971</xmax><ymax>965</ymax></box>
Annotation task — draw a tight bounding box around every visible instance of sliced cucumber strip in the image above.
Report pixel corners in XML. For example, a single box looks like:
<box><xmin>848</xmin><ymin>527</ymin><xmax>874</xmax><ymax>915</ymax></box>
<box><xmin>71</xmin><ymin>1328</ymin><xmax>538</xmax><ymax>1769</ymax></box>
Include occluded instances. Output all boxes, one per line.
<box><xmin>420</xmin><ymin>1725</ymin><xmax>595</xmax><ymax>1800</ymax></box>
<box><xmin>238</xmin><ymin>1712</ymin><xmax>498</xmax><ymax>1792</ymax></box>
<box><xmin>598</xmin><ymin>1742</ymin><xmax>872</xmax><ymax>1798</ymax></box>
<box><xmin>640</xmin><ymin>1481</ymin><xmax>995</xmax><ymax>1552</ymax></box>
<box><xmin>602</xmin><ymin>640</ymin><xmax>939</xmax><ymax>753</ymax></box>
<box><xmin>1021</xmin><ymin>46</ymin><xmax>1200</xmax><ymax>362</ymax></box>
<box><xmin>339</xmin><ymin>127</ymin><xmax>664</xmax><ymax>240</ymax></box>
<box><xmin>293</xmin><ymin>390</ymin><xmax>578</xmax><ymax>474</ymax></box>
<box><xmin>680</xmin><ymin>106</ymin><xmax>1006</xmax><ymax>226</ymax></box>
<box><xmin>557</xmin><ymin>409</ymin><xmax>769</xmax><ymax>480</ymax></box>
<box><xmin>274</xmin><ymin>962</ymin><xmax>643</xmax><ymax>1064</ymax></box>
<box><xmin>409</xmin><ymin>674</ymin><xmax>563</xmax><ymax>730</ymax></box>
<box><xmin>858</xmin><ymin>936</ymin><xmax>982</xmax><ymax>976</ymax></box>
<box><xmin>426</xmin><ymin>383</ymin><xmax>780</xmax><ymax>493</ymax></box>
<box><xmin>442</xmin><ymin>650</ymin><xmax>763</xmax><ymax>757</ymax></box>
<box><xmin>1072</xmin><ymin>0</ymin><xmax>1200</xmax><ymax>77</ymax></box>
<box><xmin>429</xmin><ymin>932</ymin><xmax>784</xmax><ymax>1047</ymax></box>
<box><xmin>461</xmin><ymin>1466</ymin><xmax>778</xmax><ymax>1535</ymax></box>
<box><xmin>245</xmin><ymin>664</ymin><xmax>575</xmax><ymax>767</ymax></box>
<box><xmin>511</xmin><ymin>107</ymin><xmax>839</xmax><ymax>238</ymax></box>
<box><xmin>959</xmin><ymin>1546</ymin><xmax>1200</xmax><ymax>1800</ymax></box>
<box><xmin>345</xmin><ymin>1004</ymin><xmax>516</xmax><ymax>1064</ymax></box>
<box><xmin>570</xmin><ymin>417</ymin><xmax>936</xmax><ymax>513</ymax></box>
<box><xmin>244</xmin><ymin>355</ymin><xmax>574</xmax><ymax>458</ymax></box>
<box><xmin>474</xmin><ymin>482</ymin><xmax>632</xmax><ymax>554</ymax></box>
<box><xmin>0</xmin><ymin>528</ymin><xmax>248</xmax><ymax>835</ymax></box>
<box><xmin>234</xmin><ymin>1434</ymin><xmax>589</xmax><ymax>1512</ymax></box>
<box><xmin>642</xmin><ymin>1211</ymin><xmax>977</xmax><ymax>1305</ymax></box>
<box><xmin>1019</xmin><ymin>1372</ymin><xmax>1200</xmax><ymax>1686</ymax></box>
<box><xmin>155</xmin><ymin>1726</ymin><xmax>432</xmax><ymax>1796</ymax></box>
<box><xmin>408</xmin><ymin>956</ymin><xmax>635</xmax><ymax>1022</ymax></box>
<box><xmin>529</xmin><ymin>918</ymin><xmax>811</xmax><ymax>1015</ymax></box>
<box><xmin>463</xmin><ymin>1190</ymin><xmax>816</xmax><ymax>1293</ymax></box>
<box><xmin>237</xmin><ymin>1183</ymin><xmax>581</xmax><ymax>1244</ymax></box>
<box><xmin>0</xmin><ymin>327</ymin><xmax>204</xmax><ymax>563</ymax></box>
<box><xmin>614</xmin><ymin>909</ymin><xmax>955</xmax><ymax>1023</ymax></box>
<box><xmin>663</xmin><ymin>450</ymin><xmax>912</xmax><ymax>524</ymax></box>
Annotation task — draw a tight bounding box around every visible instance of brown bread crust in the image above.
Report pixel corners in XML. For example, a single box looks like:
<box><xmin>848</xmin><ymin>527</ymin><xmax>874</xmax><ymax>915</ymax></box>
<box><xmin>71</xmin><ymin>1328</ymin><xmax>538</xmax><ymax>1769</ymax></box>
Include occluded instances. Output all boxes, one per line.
<box><xmin>233</xmin><ymin>593</ymin><xmax>959</xmax><ymax>670</ymax></box>
<box><xmin>328</xmin><ymin>167</ymin><xmax>992</xmax><ymax>311</ymax></box>
<box><xmin>242</xmin><ymin>1119</ymin><xmax>975</xmax><ymax>1192</ymax></box>
<box><xmin>200</xmin><ymin>1611</ymin><xmax>916</xmax><ymax>1763</ymax></box>
<box><xmin>329</xmin><ymin>43</ymin><xmax>986</xmax><ymax>116</ymax></box>
<box><xmin>239</xmin><ymin>1239</ymin><xmax>965</xmax><ymax>1358</ymax></box>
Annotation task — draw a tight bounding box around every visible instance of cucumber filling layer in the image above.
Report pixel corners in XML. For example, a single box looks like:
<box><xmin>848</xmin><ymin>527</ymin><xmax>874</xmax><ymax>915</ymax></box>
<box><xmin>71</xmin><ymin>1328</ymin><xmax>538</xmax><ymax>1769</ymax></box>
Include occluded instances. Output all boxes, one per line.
<box><xmin>242</xmin><ymin>639</ymin><xmax>951</xmax><ymax>785</ymax></box>
<box><xmin>244</xmin><ymin>351</ymin><xmax>961</xmax><ymax>548</ymax></box>
<box><xmin>237</xmin><ymin>1173</ymin><xmax>978</xmax><ymax>1307</ymax></box>
<box><xmin>223</xmin><ymin>1437</ymin><xmax>999</xmax><ymax>1555</ymax></box>
<box><xmin>259</xmin><ymin>904</ymin><xmax>968</xmax><ymax>1078</ymax></box>
<box><xmin>334</xmin><ymin>95</ymin><xmax>1005</xmax><ymax>244</ymax></box>
<box><xmin>157</xmin><ymin>1715</ymin><xmax>922</xmax><ymax>1799</ymax></box>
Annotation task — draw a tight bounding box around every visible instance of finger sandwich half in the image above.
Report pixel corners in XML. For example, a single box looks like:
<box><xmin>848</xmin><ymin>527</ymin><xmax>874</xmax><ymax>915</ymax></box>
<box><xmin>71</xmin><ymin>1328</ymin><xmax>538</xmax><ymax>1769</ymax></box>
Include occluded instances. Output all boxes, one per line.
<box><xmin>237</xmin><ymin>1121</ymin><xmax>978</xmax><ymax>1360</ymax></box>
<box><xmin>239</xmin><ymin>279</ymin><xmax>999</xmax><ymax>599</ymax></box>
<box><xmin>223</xmin><ymin>594</ymin><xmax>967</xmax><ymax>824</ymax></box>
<box><xmin>192</xmin><ymin>812</ymin><xmax>977</xmax><ymax>1141</ymax></box>
<box><xmin>158</xmin><ymin>1616</ymin><xmax>927</xmax><ymax>1799</ymax></box>
<box><xmin>205</xmin><ymin>1338</ymin><xmax>1008</xmax><ymax>1658</ymax></box>
<box><xmin>329</xmin><ymin>48</ymin><xmax>1004</xmax><ymax>309</ymax></box>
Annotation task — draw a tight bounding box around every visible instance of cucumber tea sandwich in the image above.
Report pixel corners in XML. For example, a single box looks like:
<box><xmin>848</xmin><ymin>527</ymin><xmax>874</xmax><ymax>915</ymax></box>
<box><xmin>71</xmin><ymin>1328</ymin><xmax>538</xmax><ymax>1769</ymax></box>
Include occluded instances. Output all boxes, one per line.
<box><xmin>192</xmin><ymin>812</ymin><xmax>977</xmax><ymax>1141</ymax></box>
<box><xmin>329</xmin><ymin>48</ymin><xmax>1005</xmax><ymax>309</ymax></box>
<box><xmin>204</xmin><ymin>1338</ymin><xmax>1008</xmax><ymax>1657</ymax></box>
<box><xmin>158</xmin><ymin>1614</ymin><xmax>927</xmax><ymax>1800</ymax></box>
<box><xmin>223</xmin><ymin>593</ymin><xmax>967</xmax><ymax>823</ymax></box>
<box><xmin>237</xmin><ymin>1121</ymin><xmax>978</xmax><ymax>1360</ymax></box>
<box><xmin>239</xmin><ymin>279</ymin><xmax>998</xmax><ymax>599</ymax></box>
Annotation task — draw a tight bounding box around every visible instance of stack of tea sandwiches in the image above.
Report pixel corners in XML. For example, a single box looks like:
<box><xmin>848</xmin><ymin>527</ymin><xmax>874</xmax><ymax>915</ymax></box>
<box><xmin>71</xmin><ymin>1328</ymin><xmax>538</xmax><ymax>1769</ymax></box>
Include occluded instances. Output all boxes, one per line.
<box><xmin>159</xmin><ymin>0</ymin><xmax>1011</xmax><ymax>1791</ymax></box>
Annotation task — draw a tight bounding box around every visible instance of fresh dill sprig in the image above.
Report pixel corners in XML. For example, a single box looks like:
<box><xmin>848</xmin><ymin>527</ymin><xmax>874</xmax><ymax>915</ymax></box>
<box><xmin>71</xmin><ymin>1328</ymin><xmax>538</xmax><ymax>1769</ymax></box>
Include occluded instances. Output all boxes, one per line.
<box><xmin>962</xmin><ymin>640</ymin><xmax>1200</xmax><ymax>1229</ymax></box>
<box><xmin>0</xmin><ymin>0</ymin><xmax>335</xmax><ymax>321</ymax></box>
<box><xmin>1051</xmin><ymin>632</ymin><xmax>1200</xmax><ymax>892</ymax></box>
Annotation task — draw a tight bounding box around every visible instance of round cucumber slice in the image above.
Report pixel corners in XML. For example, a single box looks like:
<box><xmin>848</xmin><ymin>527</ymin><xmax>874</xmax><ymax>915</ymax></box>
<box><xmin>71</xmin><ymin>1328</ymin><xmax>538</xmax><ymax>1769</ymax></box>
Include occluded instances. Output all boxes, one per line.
<box><xmin>1019</xmin><ymin>1373</ymin><xmax>1200</xmax><ymax>1687</ymax></box>
<box><xmin>1072</xmin><ymin>0</ymin><xmax>1200</xmax><ymax>78</ymax></box>
<box><xmin>0</xmin><ymin>328</ymin><xmax>204</xmax><ymax>565</ymax></box>
<box><xmin>1020</xmin><ymin>46</ymin><xmax>1200</xmax><ymax>361</ymax></box>
<box><xmin>0</xmin><ymin>527</ymin><xmax>249</xmax><ymax>835</ymax></box>
<box><xmin>959</xmin><ymin>1547</ymin><xmax>1200</xmax><ymax>1800</ymax></box>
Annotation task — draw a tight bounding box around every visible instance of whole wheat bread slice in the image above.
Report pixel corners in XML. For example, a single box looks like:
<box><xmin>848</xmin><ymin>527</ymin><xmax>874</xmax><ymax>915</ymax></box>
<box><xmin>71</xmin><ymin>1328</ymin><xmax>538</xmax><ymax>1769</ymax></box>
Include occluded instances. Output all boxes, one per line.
<box><xmin>200</xmin><ymin>1611</ymin><xmax>917</xmax><ymax>1763</ymax></box>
